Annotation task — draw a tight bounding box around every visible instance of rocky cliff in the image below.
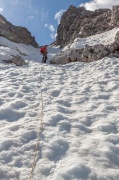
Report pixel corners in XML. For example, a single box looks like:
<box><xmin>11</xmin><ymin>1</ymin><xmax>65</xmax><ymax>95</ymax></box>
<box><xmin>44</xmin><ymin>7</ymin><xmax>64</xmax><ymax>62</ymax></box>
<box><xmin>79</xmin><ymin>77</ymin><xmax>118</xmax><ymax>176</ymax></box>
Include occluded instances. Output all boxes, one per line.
<box><xmin>50</xmin><ymin>29</ymin><xmax>119</xmax><ymax>64</ymax></box>
<box><xmin>56</xmin><ymin>5</ymin><xmax>119</xmax><ymax>47</ymax></box>
<box><xmin>0</xmin><ymin>14</ymin><xmax>38</xmax><ymax>47</ymax></box>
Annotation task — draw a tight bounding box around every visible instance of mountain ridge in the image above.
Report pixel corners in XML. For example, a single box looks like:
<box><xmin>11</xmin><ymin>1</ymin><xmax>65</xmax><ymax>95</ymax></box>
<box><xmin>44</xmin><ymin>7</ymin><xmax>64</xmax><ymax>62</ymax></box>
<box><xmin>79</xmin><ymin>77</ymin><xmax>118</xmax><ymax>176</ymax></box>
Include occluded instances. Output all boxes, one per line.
<box><xmin>56</xmin><ymin>5</ymin><xmax>119</xmax><ymax>47</ymax></box>
<box><xmin>0</xmin><ymin>14</ymin><xmax>38</xmax><ymax>47</ymax></box>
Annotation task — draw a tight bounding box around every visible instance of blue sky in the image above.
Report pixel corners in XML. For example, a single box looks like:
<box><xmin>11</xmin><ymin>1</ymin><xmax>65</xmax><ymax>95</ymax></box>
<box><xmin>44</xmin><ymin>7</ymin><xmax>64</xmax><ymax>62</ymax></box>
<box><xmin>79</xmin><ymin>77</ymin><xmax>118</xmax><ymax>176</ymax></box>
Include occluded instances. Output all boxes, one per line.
<box><xmin>0</xmin><ymin>0</ymin><xmax>118</xmax><ymax>45</ymax></box>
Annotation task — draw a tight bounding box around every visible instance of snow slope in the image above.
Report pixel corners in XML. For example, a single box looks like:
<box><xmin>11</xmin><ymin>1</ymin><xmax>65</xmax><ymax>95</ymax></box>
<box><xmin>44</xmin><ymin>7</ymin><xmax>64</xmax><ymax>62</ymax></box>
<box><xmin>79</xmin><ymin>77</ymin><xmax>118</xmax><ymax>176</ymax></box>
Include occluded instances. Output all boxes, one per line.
<box><xmin>63</xmin><ymin>27</ymin><xmax>119</xmax><ymax>50</ymax></box>
<box><xmin>0</xmin><ymin>28</ymin><xmax>119</xmax><ymax>180</ymax></box>
<box><xmin>0</xmin><ymin>36</ymin><xmax>60</xmax><ymax>63</ymax></box>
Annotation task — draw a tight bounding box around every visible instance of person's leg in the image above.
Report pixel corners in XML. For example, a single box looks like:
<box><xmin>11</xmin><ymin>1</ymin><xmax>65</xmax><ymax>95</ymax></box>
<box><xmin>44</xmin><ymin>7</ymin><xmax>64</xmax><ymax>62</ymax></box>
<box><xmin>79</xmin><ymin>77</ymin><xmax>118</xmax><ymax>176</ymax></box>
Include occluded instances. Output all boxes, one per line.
<box><xmin>44</xmin><ymin>54</ymin><xmax>47</xmax><ymax>63</ymax></box>
<box><xmin>42</xmin><ymin>54</ymin><xmax>45</xmax><ymax>63</ymax></box>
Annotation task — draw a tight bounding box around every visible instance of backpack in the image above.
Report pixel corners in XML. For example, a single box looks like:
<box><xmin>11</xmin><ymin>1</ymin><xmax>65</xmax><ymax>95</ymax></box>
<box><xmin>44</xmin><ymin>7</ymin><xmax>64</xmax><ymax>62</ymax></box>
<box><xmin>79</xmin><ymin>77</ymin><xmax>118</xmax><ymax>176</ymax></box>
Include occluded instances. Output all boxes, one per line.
<box><xmin>40</xmin><ymin>46</ymin><xmax>46</xmax><ymax>54</ymax></box>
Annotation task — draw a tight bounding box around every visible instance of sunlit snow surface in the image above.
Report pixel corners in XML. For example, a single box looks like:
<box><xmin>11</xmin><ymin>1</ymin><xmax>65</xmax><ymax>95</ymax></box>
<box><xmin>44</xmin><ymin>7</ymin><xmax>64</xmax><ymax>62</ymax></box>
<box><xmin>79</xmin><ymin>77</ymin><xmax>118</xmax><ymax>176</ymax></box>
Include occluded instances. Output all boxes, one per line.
<box><xmin>63</xmin><ymin>27</ymin><xmax>119</xmax><ymax>50</ymax></box>
<box><xmin>0</xmin><ymin>28</ymin><xmax>119</xmax><ymax>180</ymax></box>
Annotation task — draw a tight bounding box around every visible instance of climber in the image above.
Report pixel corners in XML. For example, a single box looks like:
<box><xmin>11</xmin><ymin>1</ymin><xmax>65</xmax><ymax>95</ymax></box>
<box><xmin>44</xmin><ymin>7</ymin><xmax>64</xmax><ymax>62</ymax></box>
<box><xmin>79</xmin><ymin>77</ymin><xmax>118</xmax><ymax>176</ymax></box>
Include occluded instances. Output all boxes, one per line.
<box><xmin>40</xmin><ymin>45</ymin><xmax>48</xmax><ymax>63</ymax></box>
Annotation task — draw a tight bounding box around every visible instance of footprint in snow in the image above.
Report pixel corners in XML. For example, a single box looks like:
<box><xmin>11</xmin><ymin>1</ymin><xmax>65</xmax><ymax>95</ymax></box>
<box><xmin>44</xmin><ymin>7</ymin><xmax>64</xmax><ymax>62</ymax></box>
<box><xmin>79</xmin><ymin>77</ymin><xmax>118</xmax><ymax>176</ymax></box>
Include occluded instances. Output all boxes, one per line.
<box><xmin>10</xmin><ymin>125</ymin><xmax>20</xmax><ymax>131</ymax></box>
<box><xmin>8</xmin><ymin>92</ymin><xmax>16</xmax><ymax>97</ymax></box>
<box><xmin>43</xmin><ymin>138</ymin><xmax>69</xmax><ymax>162</ymax></box>
<box><xmin>56</xmin><ymin>100</ymin><xmax>71</xmax><ymax>107</ymax></box>
<box><xmin>51</xmin><ymin>90</ymin><xmax>60</xmax><ymax>97</ymax></box>
<box><xmin>46</xmin><ymin>114</ymin><xmax>65</xmax><ymax>126</ymax></box>
<box><xmin>58</xmin><ymin>120</ymin><xmax>71</xmax><ymax>133</ymax></box>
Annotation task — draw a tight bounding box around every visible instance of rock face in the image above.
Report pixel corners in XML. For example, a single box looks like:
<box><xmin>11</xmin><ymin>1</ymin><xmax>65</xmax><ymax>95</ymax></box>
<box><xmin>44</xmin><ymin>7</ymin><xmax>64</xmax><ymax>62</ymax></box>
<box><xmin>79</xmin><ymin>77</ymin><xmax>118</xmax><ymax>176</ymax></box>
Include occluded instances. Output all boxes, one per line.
<box><xmin>50</xmin><ymin>31</ymin><xmax>119</xmax><ymax>64</ymax></box>
<box><xmin>2</xmin><ymin>55</ymin><xmax>28</xmax><ymax>66</ymax></box>
<box><xmin>56</xmin><ymin>5</ymin><xmax>119</xmax><ymax>47</ymax></box>
<box><xmin>0</xmin><ymin>14</ymin><xmax>38</xmax><ymax>47</ymax></box>
<box><xmin>111</xmin><ymin>6</ymin><xmax>119</xmax><ymax>26</ymax></box>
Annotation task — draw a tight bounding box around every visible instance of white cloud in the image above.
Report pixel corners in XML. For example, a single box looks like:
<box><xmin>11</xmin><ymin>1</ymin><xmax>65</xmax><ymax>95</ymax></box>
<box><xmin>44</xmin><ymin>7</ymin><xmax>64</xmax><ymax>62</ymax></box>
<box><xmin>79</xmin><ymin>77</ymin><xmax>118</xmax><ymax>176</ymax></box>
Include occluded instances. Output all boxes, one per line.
<box><xmin>44</xmin><ymin>24</ymin><xmax>48</xmax><ymax>27</ymax></box>
<box><xmin>49</xmin><ymin>25</ymin><xmax>55</xmax><ymax>32</ymax></box>
<box><xmin>55</xmin><ymin>9</ymin><xmax>65</xmax><ymax>24</ymax></box>
<box><xmin>40</xmin><ymin>7</ymin><xmax>48</xmax><ymax>22</ymax></box>
<box><xmin>28</xmin><ymin>16</ymin><xmax>34</xmax><ymax>20</ymax></box>
<box><xmin>26</xmin><ymin>16</ymin><xmax>34</xmax><ymax>23</ymax></box>
<box><xmin>48</xmin><ymin>25</ymin><xmax>56</xmax><ymax>39</ymax></box>
<box><xmin>80</xmin><ymin>0</ymin><xmax>119</xmax><ymax>11</ymax></box>
<box><xmin>0</xmin><ymin>0</ymin><xmax>48</xmax><ymax>23</ymax></box>
<box><xmin>50</xmin><ymin>33</ymin><xmax>57</xmax><ymax>39</ymax></box>
<box><xmin>0</xmin><ymin>8</ymin><xmax>3</xmax><ymax>13</ymax></box>
<box><xmin>44</xmin><ymin>24</ymin><xmax>56</xmax><ymax>39</ymax></box>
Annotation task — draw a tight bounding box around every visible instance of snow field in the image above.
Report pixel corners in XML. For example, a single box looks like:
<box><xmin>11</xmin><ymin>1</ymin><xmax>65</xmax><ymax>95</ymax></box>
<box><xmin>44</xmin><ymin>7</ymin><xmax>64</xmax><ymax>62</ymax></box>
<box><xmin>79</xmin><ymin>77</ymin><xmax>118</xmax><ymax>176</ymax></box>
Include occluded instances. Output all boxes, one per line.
<box><xmin>39</xmin><ymin>58</ymin><xmax>119</xmax><ymax>180</ymax></box>
<box><xmin>63</xmin><ymin>28</ymin><xmax>119</xmax><ymax>50</ymax></box>
<box><xmin>0</xmin><ymin>56</ymin><xmax>119</xmax><ymax>179</ymax></box>
<box><xmin>0</xmin><ymin>28</ymin><xmax>119</xmax><ymax>179</ymax></box>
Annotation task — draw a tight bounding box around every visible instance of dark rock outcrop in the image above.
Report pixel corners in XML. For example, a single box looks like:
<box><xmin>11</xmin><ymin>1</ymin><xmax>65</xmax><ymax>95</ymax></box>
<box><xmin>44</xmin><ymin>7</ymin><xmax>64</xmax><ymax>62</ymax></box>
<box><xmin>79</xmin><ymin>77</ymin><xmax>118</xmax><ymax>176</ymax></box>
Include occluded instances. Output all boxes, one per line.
<box><xmin>56</xmin><ymin>5</ymin><xmax>119</xmax><ymax>47</ymax></box>
<box><xmin>0</xmin><ymin>14</ymin><xmax>38</xmax><ymax>47</ymax></box>
<box><xmin>2</xmin><ymin>55</ymin><xmax>28</xmax><ymax>66</ymax></box>
<box><xmin>50</xmin><ymin>31</ymin><xmax>119</xmax><ymax>64</ymax></box>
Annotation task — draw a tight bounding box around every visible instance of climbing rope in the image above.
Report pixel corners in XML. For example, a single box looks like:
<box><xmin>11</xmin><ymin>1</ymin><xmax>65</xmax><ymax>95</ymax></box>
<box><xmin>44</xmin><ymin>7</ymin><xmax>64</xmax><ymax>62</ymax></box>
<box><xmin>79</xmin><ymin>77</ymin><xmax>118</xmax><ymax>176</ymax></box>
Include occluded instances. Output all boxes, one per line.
<box><xmin>28</xmin><ymin>65</ymin><xmax>44</xmax><ymax>180</ymax></box>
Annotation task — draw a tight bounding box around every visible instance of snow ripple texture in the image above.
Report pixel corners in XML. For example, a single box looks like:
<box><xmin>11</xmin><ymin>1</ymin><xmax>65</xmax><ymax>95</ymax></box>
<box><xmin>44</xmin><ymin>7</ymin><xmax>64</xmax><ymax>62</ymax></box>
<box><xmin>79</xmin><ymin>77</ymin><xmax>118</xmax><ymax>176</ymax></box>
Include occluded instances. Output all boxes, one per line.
<box><xmin>0</xmin><ymin>57</ymin><xmax>119</xmax><ymax>180</ymax></box>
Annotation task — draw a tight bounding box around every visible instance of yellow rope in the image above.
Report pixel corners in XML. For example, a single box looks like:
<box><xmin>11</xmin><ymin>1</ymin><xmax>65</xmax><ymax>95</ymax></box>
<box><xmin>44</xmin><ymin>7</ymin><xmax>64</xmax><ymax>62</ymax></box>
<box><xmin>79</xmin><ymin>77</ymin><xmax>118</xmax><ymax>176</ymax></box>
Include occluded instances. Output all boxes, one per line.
<box><xmin>29</xmin><ymin>66</ymin><xmax>44</xmax><ymax>180</ymax></box>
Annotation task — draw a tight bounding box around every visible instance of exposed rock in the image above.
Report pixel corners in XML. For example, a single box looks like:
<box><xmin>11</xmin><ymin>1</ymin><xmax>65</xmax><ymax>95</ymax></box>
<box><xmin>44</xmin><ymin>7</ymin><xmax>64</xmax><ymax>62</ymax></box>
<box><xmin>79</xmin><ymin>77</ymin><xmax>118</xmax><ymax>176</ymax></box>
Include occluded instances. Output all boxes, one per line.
<box><xmin>50</xmin><ymin>30</ymin><xmax>119</xmax><ymax>64</ymax></box>
<box><xmin>56</xmin><ymin>5</ymin><xmax>119</xmax><ymax>47</ymax></box>
<box><xmin>0</xmin><ymin>14</ymin><xmax>38</xmax><ymax>47</ymax></box>
<box><xmin>115</xmin><ymin>31</ymin><xmax>119</xmax><ymax>43</ymax></box>
<box><xmin>50</xmin><ymin>48</ymin><xmax>83</xmax><ymax>64</ymax></box>
<box><xmin>111</xmin><ymin>6</ymin><xmax>119</xmax><ymax>26</ymax></box>
<box><xmin>2</xmin><ymin>55</ymin><xmax>28</xmax><ymax>66</ymax></box>
<box><xmin>82</xmin><ymin>44</ymin><xmax>109</xmax><ymax>62</ymax></box>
